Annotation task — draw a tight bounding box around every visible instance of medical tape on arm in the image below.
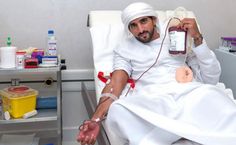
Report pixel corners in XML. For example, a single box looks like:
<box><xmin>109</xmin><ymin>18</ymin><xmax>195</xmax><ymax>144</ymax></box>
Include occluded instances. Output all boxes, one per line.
<box><xmin>100</xmin><ymin>93</ymin><xmax>118</xmax><ymax>101</ymax></box>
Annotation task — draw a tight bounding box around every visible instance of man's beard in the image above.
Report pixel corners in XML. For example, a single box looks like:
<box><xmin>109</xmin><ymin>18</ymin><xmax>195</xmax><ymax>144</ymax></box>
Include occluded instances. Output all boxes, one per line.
<box><xmin>136</xmin><ymin>27</ymin><xmax>155</xmax><ymax>43</ymax></box>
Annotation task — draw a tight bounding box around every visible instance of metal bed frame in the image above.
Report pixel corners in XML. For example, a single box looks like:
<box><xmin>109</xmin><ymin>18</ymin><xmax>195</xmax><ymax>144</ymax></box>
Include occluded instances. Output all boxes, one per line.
<box><xmin>81</xmin><ymin>82</ymin><xmax>110</xmax><ymax>145</ymax></box>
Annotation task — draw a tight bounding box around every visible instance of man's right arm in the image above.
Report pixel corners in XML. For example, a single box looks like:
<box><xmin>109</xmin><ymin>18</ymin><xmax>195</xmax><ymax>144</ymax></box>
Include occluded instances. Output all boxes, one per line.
<box><xmin>77</xmin><ymin>70</ymin><xmax>129</xmax><ymax>144</ymax></box>
<box><xmin>91</xmin><ymin>69</ymin><xmax>129</xmax><ymax>121</ymax></box>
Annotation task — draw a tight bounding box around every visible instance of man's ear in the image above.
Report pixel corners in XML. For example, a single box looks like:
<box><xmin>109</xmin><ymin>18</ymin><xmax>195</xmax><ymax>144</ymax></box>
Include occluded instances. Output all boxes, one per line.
<box><xmin>152</xmin><ymin>17</ymin><xmax>157</xmax><ymax>24</ymax></box>
<box><xmin>151</xmin><ymin>17</ymin><xmax>159</xmax><ymax>31</ymax></box>
<box><xmin>151</xmin><ymin>17</ymin><xmax>158</xmax><ymax>26</ymax></box>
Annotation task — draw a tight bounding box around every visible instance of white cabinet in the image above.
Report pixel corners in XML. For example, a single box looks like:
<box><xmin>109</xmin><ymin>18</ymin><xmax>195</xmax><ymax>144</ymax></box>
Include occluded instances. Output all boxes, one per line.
<box><xmin>0</xmin><ymin>66</ymin><xmax>62</xmax><ymax>145</ymax></box>
<box><xmin>215</xmin><ymin>49</ymin><xmax>236</xmax><ymax>99</ymax></box>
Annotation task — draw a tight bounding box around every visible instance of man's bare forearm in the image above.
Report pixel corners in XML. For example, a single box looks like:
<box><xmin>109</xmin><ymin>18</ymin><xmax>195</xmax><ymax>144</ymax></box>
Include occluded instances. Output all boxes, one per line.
<box><xmin>91</xmin><ymin>70</ymin><xmax>129</xmax><ymax>120</ymax></box>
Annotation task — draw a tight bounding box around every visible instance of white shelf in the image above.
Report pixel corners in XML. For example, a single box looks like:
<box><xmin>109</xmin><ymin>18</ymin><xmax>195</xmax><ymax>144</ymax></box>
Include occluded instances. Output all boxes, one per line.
<box><xmin>0</xmin><ymin>109</ymin><xmax>57</xmax><ymax>124</ymax></box>
<box><xmin>0</xmin><ymin>66</ymin><xmax>60</xmax><ymax>73</ymax></box>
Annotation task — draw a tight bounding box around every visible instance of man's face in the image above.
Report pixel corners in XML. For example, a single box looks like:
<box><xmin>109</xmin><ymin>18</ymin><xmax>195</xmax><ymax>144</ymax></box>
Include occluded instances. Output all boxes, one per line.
<box><xmin>128</xmin><ymin>16</ymin><xmax>157</xmax><ymax>43</ymax></box>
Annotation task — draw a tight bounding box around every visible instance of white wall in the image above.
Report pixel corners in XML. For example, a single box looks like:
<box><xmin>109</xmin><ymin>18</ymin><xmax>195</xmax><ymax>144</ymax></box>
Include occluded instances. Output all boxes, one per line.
<box><xmin>0</xmin><ymin>0</ymin><xmax>235</xmax><ymax>70</ymax></box>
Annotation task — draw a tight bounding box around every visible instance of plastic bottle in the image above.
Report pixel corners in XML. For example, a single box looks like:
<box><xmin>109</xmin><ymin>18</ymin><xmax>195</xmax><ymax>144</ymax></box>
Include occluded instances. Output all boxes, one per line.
<box><xmin>16</xmin><ymin>51</ymin><xmax>26</xmax><ymax>69</ymax></box>
<box><xmin>23</xmin><ymin>110</ymin><xmax>38</xmax><ymax>119</ymax></box>
<box><xmin>47</xmin><ymin>30</ymin><xmax>57</xmax><ymax>56</ymax></box>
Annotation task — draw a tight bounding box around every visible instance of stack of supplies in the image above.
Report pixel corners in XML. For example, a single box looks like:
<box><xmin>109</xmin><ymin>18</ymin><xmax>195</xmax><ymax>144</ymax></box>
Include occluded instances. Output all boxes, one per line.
<box><xmin>220</xmin><ymin>37</ymin><xmax>236</xmax><ymax>52</ymax></box>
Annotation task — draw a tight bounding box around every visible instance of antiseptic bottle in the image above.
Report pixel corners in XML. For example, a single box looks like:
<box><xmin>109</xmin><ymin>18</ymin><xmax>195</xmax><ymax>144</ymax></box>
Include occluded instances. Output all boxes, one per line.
<box><xmin>47</xmin><ymin>30</ymin><xmax>57</xmax><ymax>56</ymax></box>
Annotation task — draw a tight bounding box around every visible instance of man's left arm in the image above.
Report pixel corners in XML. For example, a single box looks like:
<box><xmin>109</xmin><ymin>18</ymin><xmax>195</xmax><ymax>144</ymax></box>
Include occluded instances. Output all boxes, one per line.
<box><xmin>187</xmin><ymin>41</ymin><xmax>221</xmax><ymax>84</ymax></box>
<box><xmin>179</xmin><ymin>18</ymin><xmax>221</xmax><ymax>84</ymax></box>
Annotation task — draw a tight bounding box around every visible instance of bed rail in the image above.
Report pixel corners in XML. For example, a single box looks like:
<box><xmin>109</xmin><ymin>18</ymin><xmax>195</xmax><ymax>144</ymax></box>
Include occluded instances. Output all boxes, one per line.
<box><xmin>81</xmin><ymin>82</ymin><xmax>110</xmax><ymax>145</ymax></box>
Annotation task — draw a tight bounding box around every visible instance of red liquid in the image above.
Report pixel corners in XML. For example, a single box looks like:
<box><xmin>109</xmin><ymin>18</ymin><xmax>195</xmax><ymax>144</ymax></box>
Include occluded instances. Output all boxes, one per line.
<box><xmin>168</xmin><ymin>26</ymin><xmax>187</xmax><ymax>55</ymax></box>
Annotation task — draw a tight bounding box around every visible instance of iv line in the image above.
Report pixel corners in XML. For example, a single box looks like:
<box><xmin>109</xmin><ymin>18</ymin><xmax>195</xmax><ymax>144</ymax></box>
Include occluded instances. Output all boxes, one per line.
<box><xmin>94</xmin><ymin>17</ymin><xmax>189</xmax><ymax>115</ymax></box>
<box><xmin>125</xmin><ymin>17</ymin><xmax>185</xmax><ymax>96</ymax></box>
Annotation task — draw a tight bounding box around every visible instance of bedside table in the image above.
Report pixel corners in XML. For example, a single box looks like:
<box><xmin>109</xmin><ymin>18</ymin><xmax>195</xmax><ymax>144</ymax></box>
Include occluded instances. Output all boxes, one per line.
<box><xmin>214</xmin><ymin>49</ymin><xmax>236</xmax><ymax>98</ymax></box>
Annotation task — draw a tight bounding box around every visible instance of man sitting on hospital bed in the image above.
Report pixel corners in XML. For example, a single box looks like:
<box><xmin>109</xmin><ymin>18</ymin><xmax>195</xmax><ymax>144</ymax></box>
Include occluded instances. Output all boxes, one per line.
<box><xmin>77</xmin><ymin>2</ymin><xmax>236</xmax><ymax>145</ymax></box>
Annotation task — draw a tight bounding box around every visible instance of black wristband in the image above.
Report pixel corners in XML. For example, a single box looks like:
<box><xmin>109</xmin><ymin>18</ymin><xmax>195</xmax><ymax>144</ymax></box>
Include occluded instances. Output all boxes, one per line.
<box><xmin>194</xmin><ymin>34</ymin><xmax>203</xmax><ymax>46</ymax></box>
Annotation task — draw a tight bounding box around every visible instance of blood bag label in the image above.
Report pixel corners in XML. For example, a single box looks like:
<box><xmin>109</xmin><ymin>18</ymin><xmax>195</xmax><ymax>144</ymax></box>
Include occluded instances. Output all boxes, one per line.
<box><xmin>169</xmin><ymin>31</ymin><xmax>186</xmax><ymax>52</ymax></box>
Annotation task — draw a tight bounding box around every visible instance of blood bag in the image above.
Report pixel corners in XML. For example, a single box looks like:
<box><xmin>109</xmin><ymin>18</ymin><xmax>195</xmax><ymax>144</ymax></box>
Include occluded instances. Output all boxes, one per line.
<box><xmin>168</xmin><ymin>26</ymin><xmax>187</xmax><ymax>55</ymax></box>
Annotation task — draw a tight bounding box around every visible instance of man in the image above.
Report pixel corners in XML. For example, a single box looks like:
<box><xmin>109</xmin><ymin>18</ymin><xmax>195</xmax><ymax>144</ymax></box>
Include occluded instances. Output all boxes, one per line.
<box><xmin>77</xmin><ymin>2</ymin><xmax>236</xmax><ymax>145</ymax></box>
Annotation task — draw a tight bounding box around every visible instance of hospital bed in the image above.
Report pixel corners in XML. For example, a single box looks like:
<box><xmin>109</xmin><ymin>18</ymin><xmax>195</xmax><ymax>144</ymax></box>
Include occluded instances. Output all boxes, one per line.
<box><xmin>82</xmin><ymin>9</ymin><xmax>235</xmax><ymax>145</ymax></box>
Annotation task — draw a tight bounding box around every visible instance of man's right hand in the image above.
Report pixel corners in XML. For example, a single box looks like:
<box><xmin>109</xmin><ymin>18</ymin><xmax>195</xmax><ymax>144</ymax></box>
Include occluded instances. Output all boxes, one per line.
<box><xmin>77</xmin><ymin>120</ymin><xmax>100</xmax><ymax>145</ymax></box>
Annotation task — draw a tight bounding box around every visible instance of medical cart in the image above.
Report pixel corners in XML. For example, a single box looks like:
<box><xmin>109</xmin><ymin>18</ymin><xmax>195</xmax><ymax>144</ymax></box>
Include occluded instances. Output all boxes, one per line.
<box><xmin>0</xmin><ymin>66</ymin><xmax>62</xmax><ymax>145</ymax></box>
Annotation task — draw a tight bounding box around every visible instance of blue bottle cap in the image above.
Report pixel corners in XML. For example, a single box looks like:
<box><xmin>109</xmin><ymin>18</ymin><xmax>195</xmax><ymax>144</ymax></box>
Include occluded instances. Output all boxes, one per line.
<box><xmin>48</xmin><ymin>30</ymin><xmax>54</xmax><ymax>35</ymax></box>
